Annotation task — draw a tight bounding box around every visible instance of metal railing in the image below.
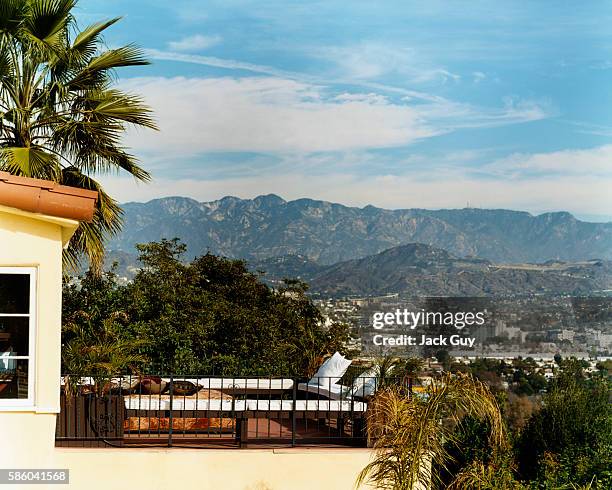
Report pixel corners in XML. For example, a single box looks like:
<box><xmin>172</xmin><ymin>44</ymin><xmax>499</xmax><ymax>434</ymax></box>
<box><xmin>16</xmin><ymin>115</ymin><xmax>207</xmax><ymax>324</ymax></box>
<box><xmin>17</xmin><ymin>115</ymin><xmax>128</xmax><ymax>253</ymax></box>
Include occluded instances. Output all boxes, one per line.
<box><xmin>55</xmin><ymin>374</ymin><xmax>412</xmax><ymax>448</ymax></box>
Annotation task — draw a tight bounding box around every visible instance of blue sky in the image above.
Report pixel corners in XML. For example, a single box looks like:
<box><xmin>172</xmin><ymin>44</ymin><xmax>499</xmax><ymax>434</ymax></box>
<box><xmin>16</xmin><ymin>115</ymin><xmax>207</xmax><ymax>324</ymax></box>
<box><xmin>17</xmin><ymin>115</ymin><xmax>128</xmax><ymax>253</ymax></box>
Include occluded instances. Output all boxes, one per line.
<box><xmin>79</xmin><ymin>1</ymin><xmax>612</xmax><ymax>221</ymax></box>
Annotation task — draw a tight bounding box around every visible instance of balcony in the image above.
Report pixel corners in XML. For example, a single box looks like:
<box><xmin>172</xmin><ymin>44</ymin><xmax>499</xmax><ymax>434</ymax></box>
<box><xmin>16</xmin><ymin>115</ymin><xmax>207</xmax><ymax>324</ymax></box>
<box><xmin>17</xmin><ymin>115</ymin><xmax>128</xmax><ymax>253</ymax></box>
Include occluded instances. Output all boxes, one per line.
<box><xmin>55</xmin><ymin>375</ymin><xmax>413</xmax><ymax>448</ymax></box>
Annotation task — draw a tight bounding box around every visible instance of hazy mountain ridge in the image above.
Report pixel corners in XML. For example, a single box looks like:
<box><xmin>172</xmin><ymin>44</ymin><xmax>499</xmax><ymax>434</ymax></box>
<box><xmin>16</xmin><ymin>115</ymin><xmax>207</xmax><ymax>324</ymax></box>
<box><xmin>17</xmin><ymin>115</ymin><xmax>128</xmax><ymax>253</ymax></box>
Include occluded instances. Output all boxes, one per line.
<box><xmin>109</xmin><ymin>195</ymin><xmax>612</xmax><ymax>266</ymax></box>
<box><xmin>252</xmin><ymin>244</ymin><xmax>612</xmax><ymax>297</ymax></box>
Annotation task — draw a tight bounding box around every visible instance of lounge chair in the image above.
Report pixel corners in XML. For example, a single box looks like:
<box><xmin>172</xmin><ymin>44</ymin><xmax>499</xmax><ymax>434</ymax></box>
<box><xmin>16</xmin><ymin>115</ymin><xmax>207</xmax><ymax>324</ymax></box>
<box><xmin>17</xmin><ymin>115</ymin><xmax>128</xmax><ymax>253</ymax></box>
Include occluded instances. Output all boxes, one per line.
<box><xmin>298</xmin><ymin>364</ymin><xmax>384</xmax><ymax>401</ymax></box>
<box><xmin>297</xmin><ymin>351</ymin><xmax>353</xmax><ymax>399</ymax></box>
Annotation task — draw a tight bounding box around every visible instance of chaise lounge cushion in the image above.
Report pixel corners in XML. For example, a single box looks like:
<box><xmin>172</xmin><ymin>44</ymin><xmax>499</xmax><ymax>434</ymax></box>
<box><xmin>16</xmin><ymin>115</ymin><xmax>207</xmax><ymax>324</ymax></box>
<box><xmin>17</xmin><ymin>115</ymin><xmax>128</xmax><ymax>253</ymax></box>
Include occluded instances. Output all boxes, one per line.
<box><xmin>310</xmin><ymin>352</ymin><xmax>351</xmax><ymax>386</ymax></box>
<box><xmin>349</xmin><ymin>368</ymin><xmax>380</xmax><ymax>399</ymax></box>
<box><xmin>297</xmin><ymin>382</ymin><xmax>351</xmax><ymax>400</ymax></box>
<box><xmin>124</xmin><ymin>396</ymin><xmax>367</xmax><ymax>413</ymax></box>
<box><xmin>194</xmin><ymin>378</ymin><xmax>293</xmax><ymax>392</ymax></box>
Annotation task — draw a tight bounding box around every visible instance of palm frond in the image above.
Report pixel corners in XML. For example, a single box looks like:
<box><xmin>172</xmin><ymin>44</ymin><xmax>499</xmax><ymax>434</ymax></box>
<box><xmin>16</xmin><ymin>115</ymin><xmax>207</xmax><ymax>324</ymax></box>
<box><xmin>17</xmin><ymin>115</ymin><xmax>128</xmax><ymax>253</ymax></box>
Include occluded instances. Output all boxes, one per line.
<box><xmin>357</xmin><ymin>373</ymin><xmax>506</xmax><ymax>489</ymax></box>
<box><xmin>61</xmin><ymin>167</ymin><xmax>123</xmax><ymax>272</ymax></box>
<box><xmin>67</xmin><ymin>44</ymin><xmax>149</xmax><ymax>90</ymax></box>
<box><xmin>0</xmin><ymin>0</ymin><xmax>26</xmax><ymax>34</ymax></box>
<box><xmin>87</xmin><ymin>89</ymin><xmax>157</xmax><ymax>130</ymax></box>
<box><xmin>23</xmin><ymin>0</ymin><xmax>76</xmax><ymax>52</ymax></box>
<box><xmin>0</xmin><ymin>46</ymin><xmax>16</xmax><ymax>81</ymax></box>
<box><xmin>50</xmin><ymin>118</ymin><xmax>151</xmax><ymax>181</ymax></box>
<box><xmin>69</xmin><ymin>17</ymin><xmax>120</xmax><ymax>62</ymax></box>
<box><xmin>0</xmin><ymin>145</ymin><xmax>61</xmax><ymax>179</ymax></box>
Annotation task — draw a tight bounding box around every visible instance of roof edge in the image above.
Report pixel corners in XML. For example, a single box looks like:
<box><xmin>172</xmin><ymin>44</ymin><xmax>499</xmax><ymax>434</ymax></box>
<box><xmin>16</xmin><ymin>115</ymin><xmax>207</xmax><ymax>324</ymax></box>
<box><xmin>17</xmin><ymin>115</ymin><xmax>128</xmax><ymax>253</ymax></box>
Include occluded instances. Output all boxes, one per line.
<box><xmin>0</xmin><ymin>171</ymin><xmax>98</xmax><ymax>222</ymax></box>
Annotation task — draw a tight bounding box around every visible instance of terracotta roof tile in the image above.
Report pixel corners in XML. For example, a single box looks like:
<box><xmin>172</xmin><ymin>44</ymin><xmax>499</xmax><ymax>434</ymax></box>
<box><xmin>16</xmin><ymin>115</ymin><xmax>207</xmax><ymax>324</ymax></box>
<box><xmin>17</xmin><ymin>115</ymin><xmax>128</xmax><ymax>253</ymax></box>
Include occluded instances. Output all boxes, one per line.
<box><xmin>0</xmin><ymin>171</ymin><xmax>98</xmax><ymax>222</ymax></box>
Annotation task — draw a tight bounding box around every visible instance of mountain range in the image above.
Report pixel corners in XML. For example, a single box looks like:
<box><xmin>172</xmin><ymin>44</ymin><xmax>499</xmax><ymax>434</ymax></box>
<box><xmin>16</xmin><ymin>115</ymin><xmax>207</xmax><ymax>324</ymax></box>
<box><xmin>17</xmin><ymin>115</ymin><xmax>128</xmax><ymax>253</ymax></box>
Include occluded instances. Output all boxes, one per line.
<box><xmin>103</xmin><ymin>195</ymin><xmax>612</xmax><ymax>296</ymax></box>
<box><xmin>109</xmin><ymin>194</ymin><xmax>612</xmax><ymax>266</ymax></box>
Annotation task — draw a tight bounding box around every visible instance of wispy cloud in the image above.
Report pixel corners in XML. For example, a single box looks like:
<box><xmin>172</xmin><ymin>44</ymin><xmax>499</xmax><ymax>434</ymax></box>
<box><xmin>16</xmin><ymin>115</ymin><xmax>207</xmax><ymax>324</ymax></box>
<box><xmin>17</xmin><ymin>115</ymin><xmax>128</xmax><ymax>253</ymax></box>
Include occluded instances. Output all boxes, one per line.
<box><xmin>314</xmin><ymin>41</ymin><xmax>461</xmax><ymax>84</ymax></box>
<box><xmin>121</xmin><ymin>76</ymin><xmax>440</xmax><ymax>155</ymax></box>
<box><xmin>487</xmin><ymin>145</ymin><xmax>612</xmax><ymax>178</ymax></box>
<box><xmin>559</xmin><ymin>120</ymin><xmax>612</xmax><ymax>137</ymax></box>
<box><xmin>144</xmin><ymin>48</ymin><xmax>295</xmax><ymax>78</ymax></box>
<box><xmin>144</xmin><ymin>48</ymin><xmax>456</xmax><ymax>103</ymax></box>
<box><xmin>121</xmin><ymin>76</ymin><xmax>550</xmax><ymax>157</ymax></box>
<box><xmin>472</xmin><ymin>71</ymin><xmax>486</xmax><ymax>83</ymax></box>
<box><xmin>168</xmin><ymin>34</ymin><xmax>222</xmax><ymax>52</ymax></box>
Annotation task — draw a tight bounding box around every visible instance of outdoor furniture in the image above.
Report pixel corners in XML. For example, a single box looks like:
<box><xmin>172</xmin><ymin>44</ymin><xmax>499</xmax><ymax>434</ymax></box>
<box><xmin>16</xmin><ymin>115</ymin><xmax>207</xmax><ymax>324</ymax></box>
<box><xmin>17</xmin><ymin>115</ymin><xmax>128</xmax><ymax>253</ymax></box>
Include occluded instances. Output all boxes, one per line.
<box><xmin>192</xmin><ymin>377</ymin><xmax>294</xmax><ymax>396</ymax></box>
<box><xmin>123</xmin><ymin>390</ymin><xmax>235</xmax><ymax>433</ymax></box>
<box><xmin>61</xmin><ymin>376</ymin><xmax>294</xmax><ymax>396</ymax></box>
<box><xmin>309</xmin><ymin>352</ymin><xmax>352</xmax><ymax>385</ymax></box>
<box><xmin>297</xmin><ymin>381</ymin><xmax>350</xmax><ymax>400</ymax></box>
<box><xmin>123</xmin><ymin>396</ymin><xmax>367</xmax><ymax>413</ymax></box>
<box><xmin>296</xmin><ymin>351</ymin><xmax>354</xmax><ymax>400</ymax></box>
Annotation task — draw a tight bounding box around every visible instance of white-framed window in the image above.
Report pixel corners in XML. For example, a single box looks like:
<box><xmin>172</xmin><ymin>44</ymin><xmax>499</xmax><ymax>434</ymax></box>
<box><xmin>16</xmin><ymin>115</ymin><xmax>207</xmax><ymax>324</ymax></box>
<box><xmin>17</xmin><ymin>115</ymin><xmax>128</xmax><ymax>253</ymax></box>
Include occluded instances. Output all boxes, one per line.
<box><xmin>0</xmin><ymin>267</ymin><xmax>36</xmax><ymax>408</ymax></box>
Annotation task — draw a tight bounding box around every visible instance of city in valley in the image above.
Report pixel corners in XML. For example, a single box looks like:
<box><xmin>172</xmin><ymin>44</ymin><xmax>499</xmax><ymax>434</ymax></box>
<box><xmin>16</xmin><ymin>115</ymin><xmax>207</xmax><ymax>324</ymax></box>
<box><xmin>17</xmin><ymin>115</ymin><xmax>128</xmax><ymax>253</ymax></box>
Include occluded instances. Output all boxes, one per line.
<box><xmin>316</xmin><ymin>294</ymin><xmax>612</xmax><ymax>363</ymax></box>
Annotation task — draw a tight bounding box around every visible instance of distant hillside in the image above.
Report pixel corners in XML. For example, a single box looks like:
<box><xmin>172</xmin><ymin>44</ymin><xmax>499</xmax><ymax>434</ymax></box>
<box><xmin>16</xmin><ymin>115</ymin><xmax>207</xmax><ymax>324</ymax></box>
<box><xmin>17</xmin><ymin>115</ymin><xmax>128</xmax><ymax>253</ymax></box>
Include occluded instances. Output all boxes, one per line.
<box><xmin>251</xmin><ymin>254</ymin><xmax>324</xmax><ymax>283</ymax></box>
<box><xmin>253</xmin><ymin>244</ymin><xmax>612</xmax><ymax>297</ymax></box>
<box><xmin>109</xmin><ymin>195</ymin><xmax>612</xmax><ymax>266</ymax></box>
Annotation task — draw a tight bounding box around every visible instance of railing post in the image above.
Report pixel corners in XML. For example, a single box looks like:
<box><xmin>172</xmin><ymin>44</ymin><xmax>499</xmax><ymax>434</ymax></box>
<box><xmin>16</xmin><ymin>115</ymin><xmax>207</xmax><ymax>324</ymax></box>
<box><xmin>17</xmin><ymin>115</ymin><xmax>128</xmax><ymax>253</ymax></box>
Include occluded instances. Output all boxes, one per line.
<box><xmin>168</xmin><ymin>374</ymin><xmax>173</xmax><ymax>448</ymax></box>
<box><xmin>291</xmin><ymin>378</ymin><xmax>297</xmax><ymax>447</ymax></box>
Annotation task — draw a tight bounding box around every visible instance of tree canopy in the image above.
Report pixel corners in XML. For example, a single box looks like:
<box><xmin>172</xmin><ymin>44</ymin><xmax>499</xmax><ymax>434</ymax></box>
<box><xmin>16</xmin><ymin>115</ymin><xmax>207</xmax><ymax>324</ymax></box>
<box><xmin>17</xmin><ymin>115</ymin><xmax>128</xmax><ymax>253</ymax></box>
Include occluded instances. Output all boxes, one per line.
<box><xmin>62</xmin><ymin>239</ymin><xmax>351</xmax><ymax>377</ymax></box>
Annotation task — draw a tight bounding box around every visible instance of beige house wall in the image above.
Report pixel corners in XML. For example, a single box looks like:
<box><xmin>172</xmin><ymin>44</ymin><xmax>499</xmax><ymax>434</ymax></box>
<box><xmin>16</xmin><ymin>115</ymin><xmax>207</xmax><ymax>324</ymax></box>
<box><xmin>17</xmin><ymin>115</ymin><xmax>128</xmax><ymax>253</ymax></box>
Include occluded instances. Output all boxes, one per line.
<box><xmin>0</xmin><ymin>207</ymin><xmax>67</xmax><ymax>415</ymax></box>
<box><xmin>0</xmin><ymin>207</ymin><xmax>68</xmax><ymax>470</ymax></box>
<box><xmin>6</xmin><ymin>448</ymin><xmax>375</xmax><ymax>490</ymax></box>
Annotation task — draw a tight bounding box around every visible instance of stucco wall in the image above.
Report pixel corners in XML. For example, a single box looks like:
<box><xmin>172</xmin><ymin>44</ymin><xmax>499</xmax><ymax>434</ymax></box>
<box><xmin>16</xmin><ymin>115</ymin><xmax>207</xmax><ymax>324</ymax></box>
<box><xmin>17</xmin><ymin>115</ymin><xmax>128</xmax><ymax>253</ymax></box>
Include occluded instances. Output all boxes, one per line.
<box><xmin>4</xmin><ymin>447</ymin><xmax>376</xmax><ymax>490</ymax></box>
<box><xmin>0</xmin><ymin>208</ymin><xmax>65</xmax><ymax>416</ymax></box>
<box><xmin>0</xmin><ymin>208</ymin><xmax>67</xmax><ymax>476</ymax></box>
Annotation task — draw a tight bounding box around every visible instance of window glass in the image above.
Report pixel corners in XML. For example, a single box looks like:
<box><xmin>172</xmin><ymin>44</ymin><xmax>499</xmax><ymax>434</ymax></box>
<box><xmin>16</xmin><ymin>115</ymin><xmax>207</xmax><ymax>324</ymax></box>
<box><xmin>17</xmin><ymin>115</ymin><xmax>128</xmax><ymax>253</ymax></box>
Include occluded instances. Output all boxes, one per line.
<box><xmin>0</xmin><ymin>359</ymin><xmax>28</xmax><ymax>399</ymax></box>
<box><xmin>0</xmin><ymin>274</ymin><xmax>30</xmax><ymax>314</ymax></box>
<box><xmin>0</xmin><ymin>272</ymin><xmax>33</xmax><ymax>404</ymax></box>
<box><xmin>0</xmin><ymin>318</ymin><xmax>30</xmax><ymax>356</ymax></box>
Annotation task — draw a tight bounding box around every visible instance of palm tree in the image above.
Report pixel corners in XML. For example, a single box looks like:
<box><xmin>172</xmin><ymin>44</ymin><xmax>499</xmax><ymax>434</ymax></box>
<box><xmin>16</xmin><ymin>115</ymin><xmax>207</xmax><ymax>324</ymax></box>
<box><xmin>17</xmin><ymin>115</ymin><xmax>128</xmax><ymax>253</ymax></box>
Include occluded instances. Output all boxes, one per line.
<box><xmin>356</xmin><ymin>373</ymin><xmax>506</xmax><ymax>490</ymax></box>
<box><xmin>0</xmin><ymin>0</ymin><xmax>156</xmax><ymax>270</ymax></box>
<box><xmin>62</xmin><ymin>310</ymin><xmax>148</xmax><ymax>396</ymax></box>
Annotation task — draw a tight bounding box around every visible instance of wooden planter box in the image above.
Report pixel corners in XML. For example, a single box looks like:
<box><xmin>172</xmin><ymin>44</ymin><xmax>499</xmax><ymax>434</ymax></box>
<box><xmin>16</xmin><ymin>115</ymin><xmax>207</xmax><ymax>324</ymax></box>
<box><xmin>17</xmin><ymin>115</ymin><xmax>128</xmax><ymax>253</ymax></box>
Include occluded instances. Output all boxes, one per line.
<box><xmin>56</xmin><ymin>394</ymin><xmax>125</xmax><ymax>447</ymax></box>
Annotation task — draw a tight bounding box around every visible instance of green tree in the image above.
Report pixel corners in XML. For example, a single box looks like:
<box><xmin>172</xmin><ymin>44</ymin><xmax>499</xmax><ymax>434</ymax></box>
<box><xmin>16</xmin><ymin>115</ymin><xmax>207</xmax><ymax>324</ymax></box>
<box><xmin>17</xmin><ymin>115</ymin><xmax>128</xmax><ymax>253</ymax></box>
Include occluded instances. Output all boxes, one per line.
<box><xmin>62</xmin><ymin>309</ymin><xmax>148</xmax><ymax>394</ymax></box>
<box><xmin>62</xmin><ymin>268</ymin><xmax>147</xmax><ymax>389</ymax></box>
<box><xmin>81</xmin><ymin>239</ymin><xmax>352</xmax><ymax>376</ymax></box>
<box><xmin>516</xmin><ymin>373</ymin><xmax>612</xmax><ymax>487</ymax></box>
<box><xmin>435</xmin><ymin>348</ymin><xmax>451</xmax><ymax>370</ymax></box>
<box><xmin>0</xmin><ymin>0</ymin><xmax>156</xmax><ymax>270</ymax></box>
<box><xmin>400</xmin><ymin>357</ymin><xmax>425</xmax><ymax>379</ymax></box>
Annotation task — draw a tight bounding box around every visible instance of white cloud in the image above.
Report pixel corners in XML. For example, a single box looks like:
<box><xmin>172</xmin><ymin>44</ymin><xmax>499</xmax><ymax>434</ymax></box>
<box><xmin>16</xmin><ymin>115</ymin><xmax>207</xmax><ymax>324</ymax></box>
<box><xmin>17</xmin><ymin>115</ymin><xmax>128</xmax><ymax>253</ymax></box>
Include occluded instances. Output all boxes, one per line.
<box><xmin>100</xmin><ymin>144</ymin><xmax>612</xmax><ymax>218</ymax></box>
<box><xmin>121</xmin><ymin>76</ymin><xmax>548</xmax><ymax>156</ymax></box>
<box><xmin>145</xmin><ymin>48</ymin><xmax>298</xmax><ymax>79</ymax></box>
<box><xmin>121</xmin><ymin>76</ymin><xmax>439</xmax><ymax>154</ymax></box>
<box><xmin>317</xmin><ymin>42</ymin><xmax>461</xmax><ymax>84</ymax></box>
<box><xmin>144</xmin><ymin>48</ymin><xmax>460</xmax><ymax>104</ymax></box>
<box><xmin>472</xmin><ymin>71</ymin><xmax>486</xmax><ymax>83</ymax></box>
<box><xmin>168</xmin><ymin>34</ymin><xmax>222</xmax><ymax>52</ymax></box>
<box><xmin>488</xmin><ymin>145</ymin><xmax>612</xmax><ymax>177</ymax></box>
